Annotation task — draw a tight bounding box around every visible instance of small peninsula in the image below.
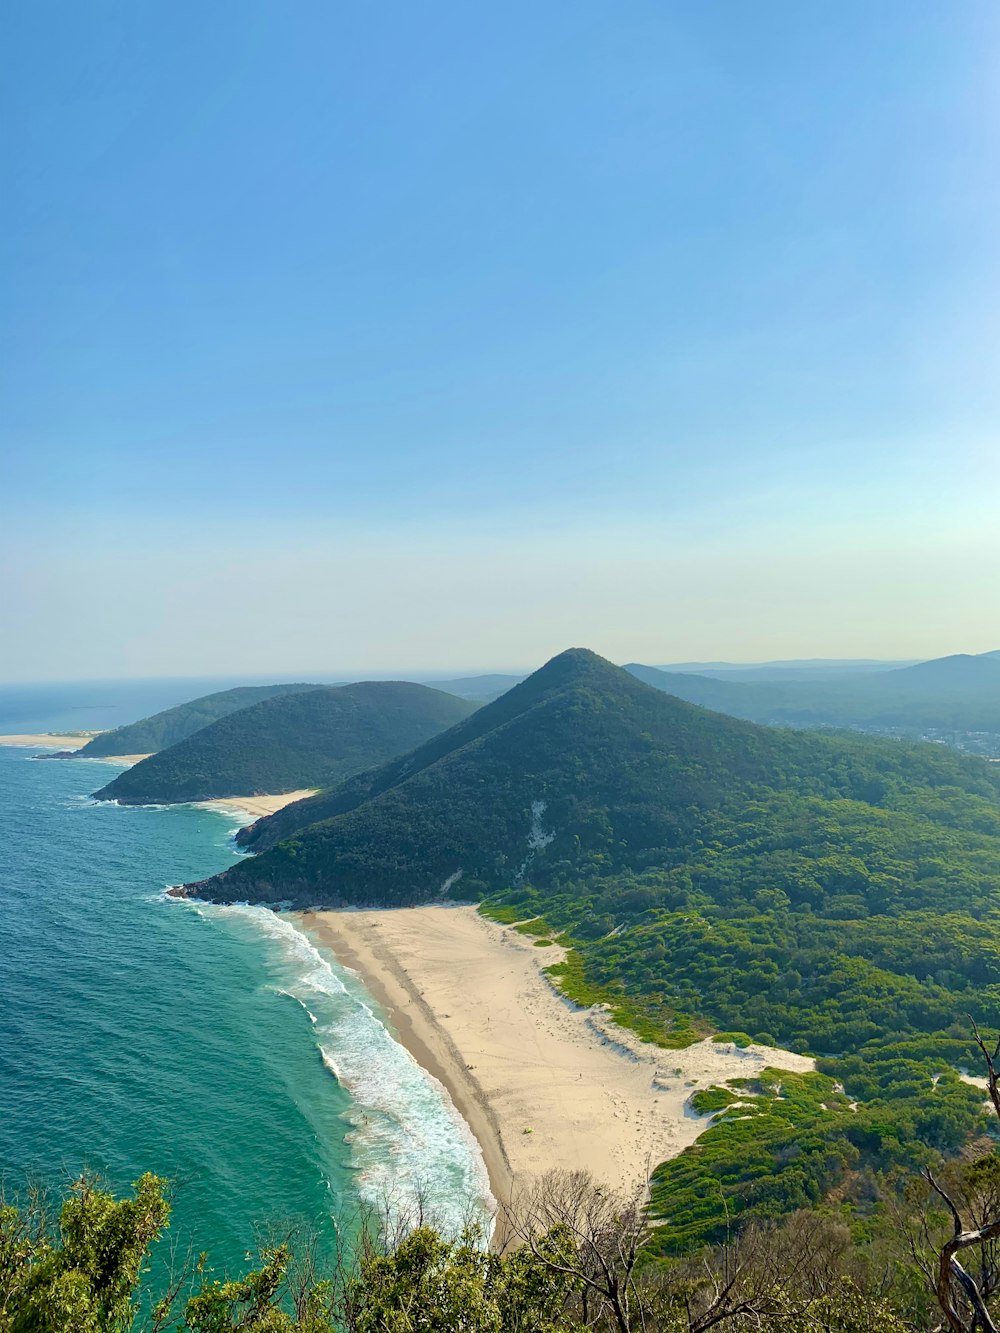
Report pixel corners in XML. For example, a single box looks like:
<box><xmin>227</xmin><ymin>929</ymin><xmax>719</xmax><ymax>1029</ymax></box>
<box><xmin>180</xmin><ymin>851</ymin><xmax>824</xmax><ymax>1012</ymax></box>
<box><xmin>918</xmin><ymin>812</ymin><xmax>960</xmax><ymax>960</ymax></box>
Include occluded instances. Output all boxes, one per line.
<box><xmin>93</xmin><ymin>680</ymin><xmax>476</xmax><ymax>805</ymax></box>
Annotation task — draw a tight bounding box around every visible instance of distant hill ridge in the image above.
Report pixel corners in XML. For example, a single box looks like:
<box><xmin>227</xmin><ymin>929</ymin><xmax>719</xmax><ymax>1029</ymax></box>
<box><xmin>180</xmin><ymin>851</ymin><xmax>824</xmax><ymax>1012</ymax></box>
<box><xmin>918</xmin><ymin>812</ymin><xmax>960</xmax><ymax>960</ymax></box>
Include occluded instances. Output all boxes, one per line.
<box><xmin>626</xmin><ymin>653</ymin><xmax>1000</xmax><ymax>737</ymax></box>
<box><xmin>424</xmin><ymin>673</ymin><xmax>526</xmax><ymax>701</ymax></box>
<box><xmin>77</xmin><ymin>683</ymin><xmax>323</xmax><ymax>756</ymax></box>
<box><xmin>886</xmin><ymin>652</ymin><xmax>1000</xmax><ymax>687</ymax></box>
<box><xmin>187</xmin><ymin>647</ymin><xmax>1000</xmax><ymax>909</ymax></box>
<box><xmin>93</xmin><ymin>681</ymin><xmax>477</xmax><ymax>805</ymax></box>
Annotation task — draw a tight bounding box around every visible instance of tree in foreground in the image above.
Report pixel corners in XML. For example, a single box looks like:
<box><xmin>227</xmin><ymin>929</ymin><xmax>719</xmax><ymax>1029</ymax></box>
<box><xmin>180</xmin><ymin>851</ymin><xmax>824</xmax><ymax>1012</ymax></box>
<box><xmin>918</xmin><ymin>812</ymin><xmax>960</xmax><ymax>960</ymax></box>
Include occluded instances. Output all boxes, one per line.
<box><xmin>11</xmin><ymin>1023</ymin><xmax>1000</xmax><ymax>1332</ymax></box>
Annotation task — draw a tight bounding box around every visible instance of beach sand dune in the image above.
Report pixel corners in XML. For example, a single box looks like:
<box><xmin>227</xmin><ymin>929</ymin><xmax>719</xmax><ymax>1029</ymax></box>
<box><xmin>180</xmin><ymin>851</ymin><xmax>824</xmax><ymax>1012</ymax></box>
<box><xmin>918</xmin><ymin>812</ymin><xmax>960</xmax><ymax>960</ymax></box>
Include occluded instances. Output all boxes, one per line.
<box><xmin>302</xmin><ymin>905</ymin><xmax>814</xmax><ymax>1208</ymax></box>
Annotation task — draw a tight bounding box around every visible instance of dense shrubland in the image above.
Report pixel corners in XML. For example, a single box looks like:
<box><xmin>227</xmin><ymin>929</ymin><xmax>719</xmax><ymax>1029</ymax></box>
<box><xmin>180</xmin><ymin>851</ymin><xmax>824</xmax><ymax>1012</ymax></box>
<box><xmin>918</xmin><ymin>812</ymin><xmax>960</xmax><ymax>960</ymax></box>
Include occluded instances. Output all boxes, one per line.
<box><xmin>11</xmin><ymin>1145</ymin><xmax>1000</xmax><ymax>1333</ymax></box>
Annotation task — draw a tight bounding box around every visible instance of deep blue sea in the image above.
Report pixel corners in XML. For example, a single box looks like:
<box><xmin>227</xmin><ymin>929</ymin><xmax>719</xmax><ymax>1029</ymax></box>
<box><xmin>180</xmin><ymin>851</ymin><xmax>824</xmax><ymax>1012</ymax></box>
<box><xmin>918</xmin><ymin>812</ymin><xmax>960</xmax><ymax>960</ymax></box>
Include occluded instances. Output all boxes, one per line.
<box><xmin>0</xmin><ymin>732</ymin><xmax>491</xmax><ymax>1274</ymax></box>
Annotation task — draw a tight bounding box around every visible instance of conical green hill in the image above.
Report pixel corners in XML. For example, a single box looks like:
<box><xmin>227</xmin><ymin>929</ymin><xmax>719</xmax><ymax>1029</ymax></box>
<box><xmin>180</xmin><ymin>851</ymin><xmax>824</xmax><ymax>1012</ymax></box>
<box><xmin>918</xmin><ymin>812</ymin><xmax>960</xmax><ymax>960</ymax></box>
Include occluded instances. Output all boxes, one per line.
<box><xmin>185</xmin><ymin>648</ymin><xmax>999</xmax><ymax>909</ymax></box>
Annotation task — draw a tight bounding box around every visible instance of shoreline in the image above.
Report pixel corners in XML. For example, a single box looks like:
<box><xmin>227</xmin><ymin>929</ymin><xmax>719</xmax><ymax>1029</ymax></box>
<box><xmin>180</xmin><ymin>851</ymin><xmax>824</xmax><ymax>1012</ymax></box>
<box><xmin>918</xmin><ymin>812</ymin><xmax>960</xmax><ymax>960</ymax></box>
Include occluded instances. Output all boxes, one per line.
<box><xmin>0</xmin><ymin>742</ymin><xmax>315</xmax><ymax>821</ymax></box>
<box><xmin>301</xmin><ymin>908</ymin><xmax>515</xmax><ymax>1214</ymax></box>
<box><xmin>299</xmin><ymin>905</ymin><xmax>816</xmax><ymax>1217</ymax></box>
<box><xmin>0</xmin><ymin>735</ymin><xmax>151</xmax><ymax>764</ymax></box>
<box><xmin>0</xmin><ymin>733</ymin><xmax>94</xmax><ymax>749</ymax></box>
<box><xmin>196</xmin><ymin>790</ymin><xmax>317</xmax><ymax>820</ymax></box>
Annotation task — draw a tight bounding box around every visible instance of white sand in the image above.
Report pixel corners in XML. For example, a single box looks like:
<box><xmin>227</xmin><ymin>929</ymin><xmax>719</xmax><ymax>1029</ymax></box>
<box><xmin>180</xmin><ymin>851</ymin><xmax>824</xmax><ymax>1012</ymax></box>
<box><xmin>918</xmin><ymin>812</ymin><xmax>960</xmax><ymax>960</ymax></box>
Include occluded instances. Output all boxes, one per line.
<box><xmin>90</xmin><ymin>754</ymin><xmax>153</xmax><ymax>765</ymax></box>
<box><xmin>0</xmin><ymin>735</ymin><xmax>151</xmax><ymax>765</ymax></box>
<box><xmin>302</xmin><ymin>905</ymin><xmax>814</xmax><ymax>1206</ymax></box>
<box><xmin>0</xmin><ymin>733</ymin><xmax>94</xmax><ymax>749</ymax></box>
<box><xmin>197</xmin><ymin>790</ymin><xmax>318</xmax><ymax>820</ymax></box>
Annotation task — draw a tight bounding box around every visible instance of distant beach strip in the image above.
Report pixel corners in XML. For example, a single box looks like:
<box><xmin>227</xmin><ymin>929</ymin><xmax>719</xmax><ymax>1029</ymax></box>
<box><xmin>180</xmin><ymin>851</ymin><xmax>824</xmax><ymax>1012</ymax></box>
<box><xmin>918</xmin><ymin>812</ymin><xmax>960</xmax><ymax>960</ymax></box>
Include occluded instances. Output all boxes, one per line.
<box><xmin>0</xmin><ymin>734</ymin><xmax>153</xmax><ymax>764</ymax></box>
<box><xmin>0</xmin><ymin>736</ymin><xmax>314</xmax><ymax>819</ymax></box>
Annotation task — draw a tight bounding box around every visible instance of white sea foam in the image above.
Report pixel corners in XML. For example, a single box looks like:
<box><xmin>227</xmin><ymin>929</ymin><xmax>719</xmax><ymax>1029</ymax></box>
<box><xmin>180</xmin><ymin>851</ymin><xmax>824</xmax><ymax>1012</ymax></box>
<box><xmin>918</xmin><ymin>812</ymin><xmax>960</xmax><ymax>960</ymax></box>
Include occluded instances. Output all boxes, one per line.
<box><xmin>196</xmin><ymin>903</ymin><xmax>495</xmax><ymax>1238</ymax></box>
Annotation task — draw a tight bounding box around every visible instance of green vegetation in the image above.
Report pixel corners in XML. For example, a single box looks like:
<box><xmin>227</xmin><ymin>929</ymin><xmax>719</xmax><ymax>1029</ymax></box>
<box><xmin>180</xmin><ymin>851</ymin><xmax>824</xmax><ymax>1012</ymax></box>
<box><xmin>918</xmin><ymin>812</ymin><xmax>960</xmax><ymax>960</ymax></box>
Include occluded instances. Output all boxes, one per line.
<box><xmin>476</xmin><ymin>903</ymin><xmax>527</xmax><ymax>924</ymax></box>
<box><xmin>93</xmin><ymin>683</ymin><xmax>476</xmax><ymax>805</ymax></box>
<box><xmin>184</xmin><ymin>649</ymin><xmax>1000</xmax><ymax>1251</ymax></box>
<box><xmin>0</xmin><ymin>1167</ymin><xmax>935</xmax><ymax>1331</ymax></box>
<box><xmin>688</xmin><ymin>1086</ymin><xmax>738</xmax><ymax>1114</ymax></box>
<box><xmin>513</xmin><ymin>916</ymin><xmax>555</xmax><ymax>937</ymax></box>
<box><xmin>647</xmin><ymin>1063</ymin><xmax>990</xmax><ymax>1253</ymax></box>
<box><xmin>77</xmin><ymin>684</ymin><xmax>323</xmax><ymax>757</ymax></box>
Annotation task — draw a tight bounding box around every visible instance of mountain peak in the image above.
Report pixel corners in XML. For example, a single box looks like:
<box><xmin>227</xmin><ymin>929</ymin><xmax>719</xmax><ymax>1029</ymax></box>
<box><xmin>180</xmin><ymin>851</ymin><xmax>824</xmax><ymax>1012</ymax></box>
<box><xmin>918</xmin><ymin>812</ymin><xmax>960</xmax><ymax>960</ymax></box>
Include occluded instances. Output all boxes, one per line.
<box><xmin>182</xmin><ymin>651</ymin><xmax>809</xmax><ymax>907</ymax></box>
<box><xmin>534</xmin><ymin>647</ymin><xmax>618</xmax><ymax>676</ymax></box>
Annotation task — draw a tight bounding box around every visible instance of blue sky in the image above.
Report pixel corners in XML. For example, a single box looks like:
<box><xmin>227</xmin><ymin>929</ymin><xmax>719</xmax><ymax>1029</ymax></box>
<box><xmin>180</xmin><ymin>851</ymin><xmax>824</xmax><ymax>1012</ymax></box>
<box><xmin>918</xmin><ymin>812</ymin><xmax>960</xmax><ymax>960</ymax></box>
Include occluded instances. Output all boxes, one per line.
<box><xmin>3</xmin><ymin>1</ymin><xmax>999</xmax><ymax>678</ymax></box>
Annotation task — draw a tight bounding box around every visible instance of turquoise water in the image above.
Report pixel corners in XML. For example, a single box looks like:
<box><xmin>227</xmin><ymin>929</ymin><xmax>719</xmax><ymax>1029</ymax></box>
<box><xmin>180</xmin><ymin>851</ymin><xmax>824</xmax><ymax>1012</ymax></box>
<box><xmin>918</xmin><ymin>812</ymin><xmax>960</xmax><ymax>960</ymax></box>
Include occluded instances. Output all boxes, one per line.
<box><xmin>0</xmin><ymin>744</ymin><xmax>491</xmax><ymax>1274</ymax></box>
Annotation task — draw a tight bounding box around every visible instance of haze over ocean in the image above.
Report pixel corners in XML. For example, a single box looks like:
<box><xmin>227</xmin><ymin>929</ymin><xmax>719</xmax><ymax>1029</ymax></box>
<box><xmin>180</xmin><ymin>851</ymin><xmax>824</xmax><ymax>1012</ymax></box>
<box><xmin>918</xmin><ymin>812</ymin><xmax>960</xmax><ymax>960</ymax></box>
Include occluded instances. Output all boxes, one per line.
<box><xmin>0</xmin><ymin>732</ymin><xmax>491</xmax><ymax>1272</ymax></box>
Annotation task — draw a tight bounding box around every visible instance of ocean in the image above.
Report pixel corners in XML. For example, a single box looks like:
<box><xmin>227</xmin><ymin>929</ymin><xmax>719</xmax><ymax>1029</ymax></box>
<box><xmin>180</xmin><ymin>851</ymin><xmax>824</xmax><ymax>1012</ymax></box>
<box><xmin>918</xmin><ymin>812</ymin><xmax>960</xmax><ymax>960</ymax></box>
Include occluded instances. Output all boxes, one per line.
<box><xmin>0</xmin><ymin>676</ymin><xmax>326</xmax><ymax>736</ymax></box>
<box><xmin>0</xmin><ymin>735</ymin><xmax>491</xmax><ymax>1276</ymax></box>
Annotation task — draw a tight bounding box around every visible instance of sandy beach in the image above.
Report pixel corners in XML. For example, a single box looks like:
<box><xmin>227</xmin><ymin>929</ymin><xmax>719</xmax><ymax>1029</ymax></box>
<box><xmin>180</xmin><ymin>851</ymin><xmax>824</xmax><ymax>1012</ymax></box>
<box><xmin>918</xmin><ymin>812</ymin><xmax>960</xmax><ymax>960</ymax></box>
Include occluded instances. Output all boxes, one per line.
<box><xmin>301</xmin><ymin>905</ymin><xmax>814</xmax><ymax>1209</ymax></box>
<box><xmin>0</xmin><ymin>733</ymin><xmax>94</xmax><ymax>749</ymax></box>
<box><xmin>85</xmin><ymin>754</ymin><xmax>153</xmax><ymax>765</ymax></box>
<box><xmin>198</xmin><ymin>790</ymin><xmax>318</xmax><ymax>819</ymax></box>
<box><xmin>0</xmin><ymin>734</ymin><xmax>152</xmax><ymax>764</ymax></box>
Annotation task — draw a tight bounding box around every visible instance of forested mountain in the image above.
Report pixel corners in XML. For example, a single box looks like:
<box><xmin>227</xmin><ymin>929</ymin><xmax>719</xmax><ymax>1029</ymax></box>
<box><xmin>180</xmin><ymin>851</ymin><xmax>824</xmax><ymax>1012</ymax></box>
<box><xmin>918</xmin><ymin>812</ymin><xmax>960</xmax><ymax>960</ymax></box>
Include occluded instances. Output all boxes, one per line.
<box><xmin>190</xmin><ymin>647</ymin><xmax>1000</xmax><ymax>911</ymax></box>
<box><xmin>76</xmin><ymin>683</ymin><xmax>322</xmax><ymax>756</ymax></box>
<box><xmin>93</xmin><ymin>682</ymin><xmax>476</xmax><ymax>804</ymax></box>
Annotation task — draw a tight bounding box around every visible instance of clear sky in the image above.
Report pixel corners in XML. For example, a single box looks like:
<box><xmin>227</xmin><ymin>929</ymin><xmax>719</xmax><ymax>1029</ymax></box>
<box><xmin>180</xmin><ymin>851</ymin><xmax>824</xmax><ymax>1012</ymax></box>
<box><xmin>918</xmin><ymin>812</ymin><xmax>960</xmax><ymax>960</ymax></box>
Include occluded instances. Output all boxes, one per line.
<box><xmin>3</xmin><ymin>1</ymin><xmax>999</xmax><ymax>680</ymax></box>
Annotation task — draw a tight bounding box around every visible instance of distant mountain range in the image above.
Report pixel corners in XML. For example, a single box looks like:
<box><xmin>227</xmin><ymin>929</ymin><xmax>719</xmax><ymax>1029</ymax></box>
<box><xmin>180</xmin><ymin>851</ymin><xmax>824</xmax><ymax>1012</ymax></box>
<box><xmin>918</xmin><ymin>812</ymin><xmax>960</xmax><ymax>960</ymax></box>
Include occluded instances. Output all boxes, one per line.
<box><xmin>93</xmin><ymin>682</ymin><xmax>476</xmax><ymax>805</ymax></box>
<box><xmin>625</xmin><ymin>652</ymin><xmax>1000</xmax><ymax>741</ymax></box>
<box><xmin>423</xmin><ymin>673</ymin><xmax>527</xmax><ymax>701</ymax></box>
<box><xmin>658</xmin><ymin>658</ymin><xmax>916</xmax><ymax>681</ymax></box>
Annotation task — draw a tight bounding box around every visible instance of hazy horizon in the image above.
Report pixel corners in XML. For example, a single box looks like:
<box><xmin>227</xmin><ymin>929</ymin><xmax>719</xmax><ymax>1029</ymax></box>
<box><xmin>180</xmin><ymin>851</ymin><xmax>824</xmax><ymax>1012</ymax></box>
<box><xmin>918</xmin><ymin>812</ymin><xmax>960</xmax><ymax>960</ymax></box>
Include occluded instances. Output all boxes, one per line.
<box><xmin>4</xmin><ymin>2</ymin><xmax>999</xmax><ymax>681</ymax></box>
<box><xmin>1</xmin><ymin>648</ymin><xmax>996</xmax><ymax>690</ymax></box>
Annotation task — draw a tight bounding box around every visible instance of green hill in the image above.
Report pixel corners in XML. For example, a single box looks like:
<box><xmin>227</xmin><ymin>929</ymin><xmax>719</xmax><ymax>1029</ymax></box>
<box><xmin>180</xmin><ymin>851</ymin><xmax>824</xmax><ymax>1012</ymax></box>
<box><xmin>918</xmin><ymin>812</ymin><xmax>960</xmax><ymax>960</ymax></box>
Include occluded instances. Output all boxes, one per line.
<box><xmin>77</xmin><ymin>683</ymin><xmax>322</xmax><ymax>756</ymax></box>
<box><xmin>93</xmin><ymin>682</ymin><xmax>477</xmax><ymax>805</ymax></box>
